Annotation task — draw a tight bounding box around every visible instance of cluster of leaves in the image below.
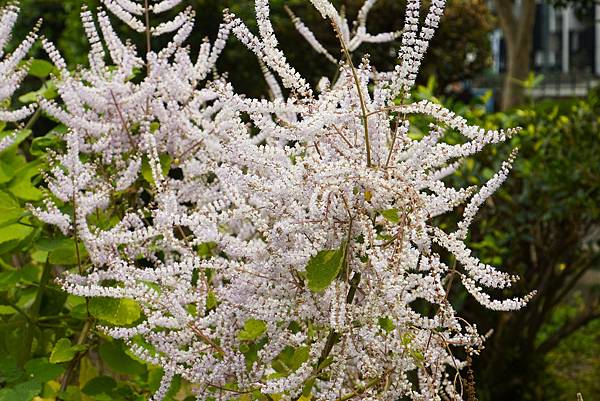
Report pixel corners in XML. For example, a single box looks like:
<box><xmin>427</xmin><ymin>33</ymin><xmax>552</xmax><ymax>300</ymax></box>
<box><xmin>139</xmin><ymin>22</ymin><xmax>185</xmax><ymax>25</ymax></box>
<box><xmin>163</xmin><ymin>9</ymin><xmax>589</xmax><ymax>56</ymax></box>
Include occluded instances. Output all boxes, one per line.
<box><xmin>416</xmin><ymin>81</ymin><xmax>600</xmax><ymax>400</ymax></box>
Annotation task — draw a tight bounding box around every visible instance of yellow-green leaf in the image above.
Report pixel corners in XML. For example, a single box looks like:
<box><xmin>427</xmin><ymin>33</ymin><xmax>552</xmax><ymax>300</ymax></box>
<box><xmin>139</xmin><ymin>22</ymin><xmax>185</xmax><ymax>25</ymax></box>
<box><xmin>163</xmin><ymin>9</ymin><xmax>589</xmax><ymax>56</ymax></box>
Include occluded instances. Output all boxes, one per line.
<box><xmin>305</xmin><ymin>247</ymin><xmax>345</xmax><ymax>292</ymax></box>
<box><xmin>238</xmin><ymin>319</ymin><xmax>267</xmax><ymax>341</ymax></box>
<box><xmin>381</xmin><ymin>208</ymin><xmax>400</xmax><ymax>224</ymax></box>
<box><xmin>50</xmin><ymin>338</ymin><xmax>86</xmax><ymax>364</ymax></box>
<box><xmin>89</xmin><ymin>297</ymin><xmax>141</xmax><ymax>326</ymax></box>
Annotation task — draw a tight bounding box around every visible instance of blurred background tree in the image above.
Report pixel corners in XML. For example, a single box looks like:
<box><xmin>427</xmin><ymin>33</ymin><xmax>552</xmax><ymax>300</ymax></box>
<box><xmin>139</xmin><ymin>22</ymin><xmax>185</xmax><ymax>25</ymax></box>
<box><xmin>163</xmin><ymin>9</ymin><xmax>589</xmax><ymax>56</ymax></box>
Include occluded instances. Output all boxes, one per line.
<box><xmin>492</xmin><ymin>0</ymin><xmax>599</xmax><ymax>110</ymax></box>
<box><xmin>4</xmin><ymin>0</ymin><xmax>494</xmax><ymax>96</ymax></box>
<box><xmin>447</xmin><ymin>89</ymin><xmax>600</xmax><ymax>400</ymax></box>
<box><xmin>492</xmin><ymin>0</ymin><xmax>536</xmax><ymax>110</ymax></box>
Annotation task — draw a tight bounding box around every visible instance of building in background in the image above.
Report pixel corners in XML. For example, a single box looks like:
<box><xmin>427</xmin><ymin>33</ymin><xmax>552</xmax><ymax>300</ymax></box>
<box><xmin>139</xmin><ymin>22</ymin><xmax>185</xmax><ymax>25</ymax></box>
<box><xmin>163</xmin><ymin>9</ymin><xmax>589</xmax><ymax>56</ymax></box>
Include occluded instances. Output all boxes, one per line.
<box><xmin>481</xmin><ymin>1</ymin><xmax>600</xmax><ymax>98</ymax></box>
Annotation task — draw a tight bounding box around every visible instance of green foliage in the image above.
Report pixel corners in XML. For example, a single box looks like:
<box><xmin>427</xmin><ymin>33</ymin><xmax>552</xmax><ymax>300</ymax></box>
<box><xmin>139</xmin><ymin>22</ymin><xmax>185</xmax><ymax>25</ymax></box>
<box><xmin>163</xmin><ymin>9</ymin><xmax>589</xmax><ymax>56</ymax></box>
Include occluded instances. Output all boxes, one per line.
<box><xmin>542</xmin><ymin>315</ymin><xmax>600</xmax><ymax>400</ymax></box>
<box><xmin>377</xmin><ymin>316</ymin><xmax>395</xmax><ymax>333</ymax></box>
<box><xmin>238</xmin><ymin>319</ymin><xmax>267</xmax><ymax>341</ymax></box>
<box><xmin>88</xmin><ymin>297</ymin><xmax>142</xmax><ymax>326</ymax></box>
<box><xmin>305</xmin><ymin>246</ymin><xmax>345</xmax><ymax>292</ymax></box>
<box><xmin>380</xmin><ymin>208</ymin><xmax>400</xmax><ymax>224</ymax></box>
<box><xmin>98</xmin><ymin>341</ymin><xmax>146</xmax><ymax>376</ymax></box>
<box><xmin>27</xmin><ymin>59</ymin><xmax>56</xmax><ymax>79</ymax></box>
<box><xmin>50</xmin><ymin>338</ymin><xmax>86</xmax><ymax>363</ymax></box>
<box><xmin>410</xmin><ymin>81</ymin><xmax>600</xmax><ymax>400</ymax></box>
<box><xmin>0</xmin><ymin>62</ymin><xmax>165</xmax><ymax>401</ymax></box>
<box><xmin>272</xmin><ymin>346</ymin><xmax>310</xmax><ymax>376</ymax></box>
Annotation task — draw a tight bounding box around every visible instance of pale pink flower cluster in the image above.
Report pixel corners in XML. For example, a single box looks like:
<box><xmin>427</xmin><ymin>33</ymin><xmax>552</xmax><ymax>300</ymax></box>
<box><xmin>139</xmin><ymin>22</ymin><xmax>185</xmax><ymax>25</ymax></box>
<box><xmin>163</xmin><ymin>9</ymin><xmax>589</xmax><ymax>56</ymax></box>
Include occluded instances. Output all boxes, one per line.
<box><xmin>30</xmin><ymin>1</ymin><xmax>534</xmax><ymax>400</ymax></box>
<box><xmin>0</xmin><ymin>4</ymin><xmax>38</xmax><ymax>150</ymax></box>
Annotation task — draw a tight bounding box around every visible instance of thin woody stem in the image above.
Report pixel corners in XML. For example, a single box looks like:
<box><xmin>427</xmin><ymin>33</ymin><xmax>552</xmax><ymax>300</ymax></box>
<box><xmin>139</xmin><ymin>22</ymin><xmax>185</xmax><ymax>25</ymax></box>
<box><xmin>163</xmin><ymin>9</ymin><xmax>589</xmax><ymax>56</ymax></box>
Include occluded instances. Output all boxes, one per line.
<box><xmin>144</xmin><ymin>0</ymin><xmax>152</xmax><ymax>116</ymax></box>
<box><xmin>334</xmin><ymin>370</ymin><xmax>391</xmax><ymax>401</ymax></box>
<box><xmin>332</xmin><ymin>22</ymin><xmax>372</xmax><ymax>168</ymax></box>
<box><xmin>188</xmin><ymin>323</ymin><xmax>225</xmax><ymax>356</ymax></box>
<box><xmin>109</xmin><ymin>89</ymin><xmax>137</xmax><ymax>150</ymax></box>
<box><xmin>384</xmin><ymin>115</ymin><xmax>401</xmax><ymax>168</ymax></box>
<box><xmin>58</xmin><ymin>318</ymin><xmax>93</xmax><ymax>396</ymax></box>
<box><xmin>144</xmin><ymin>0</ymin><xmax>151</xmax><ymax>58</ymax></box>
<box><xmin>366</xmin><ymin>104</ymin><xmax>410</xmax><ymax>117</ymax></box>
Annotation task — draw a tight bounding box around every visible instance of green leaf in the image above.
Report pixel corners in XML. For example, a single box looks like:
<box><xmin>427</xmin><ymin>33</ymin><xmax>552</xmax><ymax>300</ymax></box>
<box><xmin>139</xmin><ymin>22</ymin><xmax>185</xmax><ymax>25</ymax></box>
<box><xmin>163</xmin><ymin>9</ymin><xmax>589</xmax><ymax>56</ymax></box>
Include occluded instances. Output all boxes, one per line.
<box><xmin>8</xmin><ymin>161</ymin><xmax>43</xmax><ymax>201</ymax></box>
<box><xmin>0</xmin><ymin>191</ymin><xmax>25</xmax><ymax>226</ymax></box>
<box><xmin>81</xmin><ymin>376</ymin><xmax>116</xmax><ymax>399</ymax></box>
<box><xmin>317</xmin><ymin>356</ymin><xmax>333</xmax><ymax>371</ymax></box>
<box><xmin>35</xmin><ymin>237</ymin><xmax>72</xmax><ymax>252</ymax></box>
<box><xmin>78</xmin><ymin>356</ymin><xmax>99</xmax><ymax>393</ymax></box>
<box><xmin>65</xmin><ymin>295</ymin><xmax>88</xmax><ymax>320</ymax></box>
<box><xmin>0</xmin><ymin>306</ymin><xmax>16</xmax><ymax>315</ymax></box>
<box><xmin>0</xmin><ymin>162</ymin><xmax>13</xmax><ymax>185</ymax></box>
<box><xmin>0</xmin><ymin>224</ymin><xmax>33</xmax><ymax>254</ymax></box>
<box><xmin>381</xmin><ymin>208</ymin><xmax>400</xmax><ymax>224</ymax></box>
<box><xmin>98</xmin><ymin>341</ymin><xmax>145</xmax><ymax>375</ymax></box>
<box><xmin>0</xmin><ymin>380</ymin><xmax>41</xmax><ymax>401</ymax></box>
<box><xmin>48</xmin><ymin>242</ymin><xmax>87</xmax><ymax>266</ymax></box>
<box><xmin>302</xmin><ymin>377</ymin><xmax>315</xmax><ymax>398</ymax></box>
<box><xmin>0</xmin><ymin>149</ymin><xmax>26</xmax><ymax>175</ymax></box>
<box><xmin>30</xmin><ymin>132</ymin><xmax>62</xmax><ymax>157</ymax></box>
<box><xmin>274</xmin><ymin>346</ymin><xmax>309</xmax><ymax>373</ymax></box>
<box><xmin>30</xmin><ymin>249</ymin><xmax>48</xmax><ymax>263</ymax></box>
<box><xmin>50</xmin><ymin>338</ymin><xmax>86</xmax><ymax>364</ymax></box>
<box><xmin>20</xmin><ymin>265</ymin><xmax>40</xmax><ymax>283</ymax></box>
<box><xmin>240</xmin><ymin>338</ymin><xmax>268</xmax><ymax>370</ymax></box>
<box><xmin>411</xmin><ymin>349</ymin><xmax>425</xmax><ymax>365</ymax></box>
<box><xmin>0</xmin><ymin>270</ymin><xmax>21</xmax><ymax>291</ymax></box>
<box><xmin>141</xmin><ymin>154</ymin><xmax>171</xmax><ymax>185</ymax></box>
<box><xmin>28</xmin><ymin>60</ymin><xmax>55</xmax><ymax>79</ymax></box>
<box><xmin>37</xmin><ymin>237</ymin><xmax>88</xmax><ymax>265</ymax></box>
<box><xmin>206</xmin><ymin>291</ymin><xmax>217</xmax><ymax>311</ymax></box>
<box><xmin>24</xmin><ymin>358</ymin><xmax>64</xmax><ymax>383</ymax></box>
<box><xmin>0</xmin><ymin>357</ymin><xmax>23</xmax><ymax>383</ymax></box>
<box><xmin>305</xmin><ymin>247</ymin><xmax>345</xmax><ymax>292</ymax></box>
<box><xmin>238</xmin><ymin>319</ymin><xmax>267</xmax><ymax>341</ymax></box>
<box><xmin>18</xmin><ymin>81</ymin><xmax>58</xmax><ymax>104</ymax></box>
<box><xmin>57</xmin><ymin>386</ymin><xmax>82</xmax><ymax>401</ymax></box>
<box><xmin>197</xmin><ymin>241</ymin><xmax>217</xmax><ymax>259</ymax></box>
<box><xmin>378</xmin><ymin>317</ymin><xmax>395</xmax><ymax>333</ymax></box>
<box><xmin>89</xmin><ymin>297</ymin><xmax>141</xmax><ymax>326</ymax></box>
<box><xmin>0</xmin><ymin>388</ymin><xmax>16</xmax><ymax>401</ymax></box>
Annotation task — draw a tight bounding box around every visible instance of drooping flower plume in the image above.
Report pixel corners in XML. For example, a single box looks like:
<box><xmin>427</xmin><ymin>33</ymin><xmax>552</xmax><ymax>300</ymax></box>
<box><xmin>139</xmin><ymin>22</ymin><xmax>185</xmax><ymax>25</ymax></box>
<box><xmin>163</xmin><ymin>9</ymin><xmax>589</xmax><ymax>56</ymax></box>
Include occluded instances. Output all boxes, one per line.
<box><xmin>0</xmin><ymin>4</ymin><xmax>39</xmax><ymax>150</ymax></box>
<box><xmin>35</xmin><ymin>1</ymin><xmax>534</xmax><ymax>400</ymax></box>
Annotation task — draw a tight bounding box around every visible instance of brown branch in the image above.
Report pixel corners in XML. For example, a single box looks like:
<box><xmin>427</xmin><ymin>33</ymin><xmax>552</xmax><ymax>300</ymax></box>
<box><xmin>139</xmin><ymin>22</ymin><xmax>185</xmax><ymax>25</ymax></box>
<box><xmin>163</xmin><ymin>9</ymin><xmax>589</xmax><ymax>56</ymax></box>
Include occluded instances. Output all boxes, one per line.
<box><xmin>550</xmin><ymin>254</ymin><xmax>600</xmax><ymax>311</ymax></box>
<box><xmin>335</xmin><ymin>371</ymin><xmax>390</xmax><ymax>401</ymax></box>
<box><xmin>331</xmin><ymin>21</ymin><xmax>372</xmax><ymax>167</ymax></box>
<box><xmin>536</xmin><ymin>302</ymin><xmax>600</xmax><ymax>355</ymax></box>
<box><xmin>58</xmin><ymin>318</ymin><xmax>93</xmax><ymax>396</ymax></box>
<box><xmin>109</xmin><ymin>89</ymin><xmax>137</xmax><ymax>150</ymax></box>
<box><xmin>188</xmin><ymin>323</ymin><xmax>225</xmax><ymax>356</ymax></box>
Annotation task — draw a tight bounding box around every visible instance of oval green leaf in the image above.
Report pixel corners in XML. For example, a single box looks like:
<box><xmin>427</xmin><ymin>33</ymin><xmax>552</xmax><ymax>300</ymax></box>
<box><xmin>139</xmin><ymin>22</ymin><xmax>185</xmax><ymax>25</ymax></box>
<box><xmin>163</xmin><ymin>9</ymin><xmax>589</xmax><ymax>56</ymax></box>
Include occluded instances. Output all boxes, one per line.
<box><xmin>305</xmin><ymin>247</ymin><xmax>345</xmax><ymax>292</ymax></box>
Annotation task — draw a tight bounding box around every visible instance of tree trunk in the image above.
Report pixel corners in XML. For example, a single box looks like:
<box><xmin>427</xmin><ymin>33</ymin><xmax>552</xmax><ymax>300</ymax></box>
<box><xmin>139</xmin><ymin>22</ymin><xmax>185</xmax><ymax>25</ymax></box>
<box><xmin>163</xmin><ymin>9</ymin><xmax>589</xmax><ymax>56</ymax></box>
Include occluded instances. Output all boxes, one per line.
<box><xmin>493</xmin><ymin>0</ymin><xmax>537</xmax><ymax>111</ymax></box>
<box><xmin>502</xmin><ymin>33</ymin><xmax>534</xmax><ymax>109</ymax></box>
